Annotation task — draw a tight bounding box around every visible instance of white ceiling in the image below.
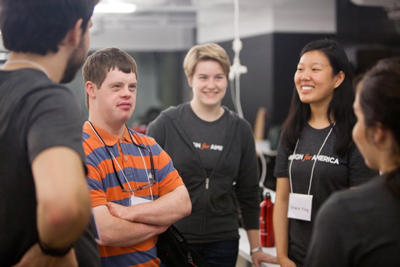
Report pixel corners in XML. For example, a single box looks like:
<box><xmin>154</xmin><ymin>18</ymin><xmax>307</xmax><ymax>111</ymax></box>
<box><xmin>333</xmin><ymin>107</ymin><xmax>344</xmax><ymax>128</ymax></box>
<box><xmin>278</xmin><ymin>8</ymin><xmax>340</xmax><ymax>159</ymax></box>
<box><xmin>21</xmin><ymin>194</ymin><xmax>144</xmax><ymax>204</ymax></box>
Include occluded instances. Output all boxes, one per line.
<box><xmin>90</xmin><ymin>0</ymin><xmax>330</xmax><ymax>51</ymax></box>
<box><xmin>86</xmin><ymin>0</ymin><xmax>399</xmax><ymax>51</ymax></box>
<box><xmin>91</xmin><ymin>0</ymin><xmax>279</xmax><ymax>34</ymax></box>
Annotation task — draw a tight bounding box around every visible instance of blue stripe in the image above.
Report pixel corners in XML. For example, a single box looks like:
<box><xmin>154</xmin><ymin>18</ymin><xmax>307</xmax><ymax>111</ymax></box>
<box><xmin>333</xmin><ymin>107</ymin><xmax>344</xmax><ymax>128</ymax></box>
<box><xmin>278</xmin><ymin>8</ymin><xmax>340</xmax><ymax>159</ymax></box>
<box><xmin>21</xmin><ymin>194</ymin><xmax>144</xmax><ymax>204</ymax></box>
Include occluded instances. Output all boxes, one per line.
<box><xmin>86</xmin><ymin>145</ymin><xmax>110</xmax><ymax>165</ymax></box>
<box><xmin>127</xmin><ymin>130</ymin><xmax>163</xmax><ymax>155</ymax></box>
<box><xmin>128</xmin><ymin>129</ymin><xmax>147</xmax><ymax>140</ymax></box>
<box><xmin>86</xmin><ymin>165</ymin><xmax>121</xmax><ymax>189</ymax></box>
<box><xmin>82</xmin><ymin>132</ymin><xmax>90</xmax><ymax>141</ymax></box>
<box><xmin>107</xmin><ymin>144</ymin><xmax>120</xmax><ymax>157</ymax></box>
<box><xmin>87</xmin><ymin>175</ymin><xmax>130</xmax><ymax>206</ymax></box>
<box><xmin>112</xmin><ymin>197</ymin><xmax>130</xmax><ymax>206</ymax></box>
<box><xmin>86</xmin><ymin>176</ymin><xmax>103</xmax><ymax>190</ymax></box>
<box><xmin>85</xmin><ymin>131</ymin><xmax>165</xmax><ymax>200</ymax></box>
<box><xmin>120</xmin><ymin>142</ymin><xmax>151</xmax><ymax>157</ymax></box>
<box><xmin>86</xmin><ymin>164</ymin><xmax>157</xmax><ymax>194</ymax></box>
<box><xmin>100</xmin><ymin>245</ymin><xmax>158</xmax><ymax>267</ymax></box>
<box><xmin>157</xmin><ymin>160</ymin><xmax>176</xmax><ymax>183</ymax></box>
<box><xmin>147</xmin><ymin>143</ymin><xmax>163</xmax><ymax>156</ymax></box>
<box><xmin>123</xmin><ymin>167</ymin><xmax>153</xmax><ymax>183</ymax></box>
<box><xmin>85</xmin><ymin>143</ymin><xmax>152</xmax><ymax>184</ymax></box>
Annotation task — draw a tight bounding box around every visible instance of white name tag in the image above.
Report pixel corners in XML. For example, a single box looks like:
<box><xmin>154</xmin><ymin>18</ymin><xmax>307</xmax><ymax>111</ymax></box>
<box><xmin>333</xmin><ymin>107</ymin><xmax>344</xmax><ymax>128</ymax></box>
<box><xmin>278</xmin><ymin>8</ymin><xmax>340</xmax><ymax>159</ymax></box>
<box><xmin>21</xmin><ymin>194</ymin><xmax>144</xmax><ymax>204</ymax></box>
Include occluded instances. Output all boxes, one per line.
<box><xmin>287</xmin><ymin>193</ymin><xmax>313</xmax><ymax>221</ymax></box>
<box><xmin>130</xmin><ymin>194</ymin><xmax>152</xmax><ymax>206</ymax></box>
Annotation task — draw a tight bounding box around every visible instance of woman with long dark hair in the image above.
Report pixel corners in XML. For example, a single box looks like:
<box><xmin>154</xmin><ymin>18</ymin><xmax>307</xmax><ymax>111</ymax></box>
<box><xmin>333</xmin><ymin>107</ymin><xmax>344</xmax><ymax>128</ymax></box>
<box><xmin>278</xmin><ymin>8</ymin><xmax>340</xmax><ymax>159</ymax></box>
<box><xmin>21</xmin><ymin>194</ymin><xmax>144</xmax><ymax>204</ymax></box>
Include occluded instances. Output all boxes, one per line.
<box><xmin>273</xmin><ymin>39</ymin><xmax>376</xmax><ymax>267</ymax></box>
<box><xmin>305</xmin><ymin>57</ymin><xmax>400</xmax><ymax>266</ymax></box>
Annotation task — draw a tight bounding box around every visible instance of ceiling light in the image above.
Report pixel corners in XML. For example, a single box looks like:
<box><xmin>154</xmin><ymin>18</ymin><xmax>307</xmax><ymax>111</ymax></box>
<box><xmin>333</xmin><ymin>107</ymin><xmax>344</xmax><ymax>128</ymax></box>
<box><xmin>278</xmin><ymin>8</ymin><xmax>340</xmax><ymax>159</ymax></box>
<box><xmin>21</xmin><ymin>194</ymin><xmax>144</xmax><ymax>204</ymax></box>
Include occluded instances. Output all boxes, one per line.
<box><xmin>94</xmin><ymin>3</ymin><xmax>137</xmax><ymax>13</ymax></box>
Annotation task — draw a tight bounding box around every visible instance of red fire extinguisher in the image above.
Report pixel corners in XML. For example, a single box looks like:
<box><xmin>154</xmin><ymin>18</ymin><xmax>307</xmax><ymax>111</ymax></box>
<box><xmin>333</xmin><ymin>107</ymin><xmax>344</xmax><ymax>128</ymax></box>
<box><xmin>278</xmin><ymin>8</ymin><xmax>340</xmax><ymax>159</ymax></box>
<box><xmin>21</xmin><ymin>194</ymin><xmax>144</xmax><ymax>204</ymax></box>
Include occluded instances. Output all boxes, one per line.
<box><xmin>260</xmin><ymin>192</ymin><xmax>275</xmax><ymax>247</ymax></box>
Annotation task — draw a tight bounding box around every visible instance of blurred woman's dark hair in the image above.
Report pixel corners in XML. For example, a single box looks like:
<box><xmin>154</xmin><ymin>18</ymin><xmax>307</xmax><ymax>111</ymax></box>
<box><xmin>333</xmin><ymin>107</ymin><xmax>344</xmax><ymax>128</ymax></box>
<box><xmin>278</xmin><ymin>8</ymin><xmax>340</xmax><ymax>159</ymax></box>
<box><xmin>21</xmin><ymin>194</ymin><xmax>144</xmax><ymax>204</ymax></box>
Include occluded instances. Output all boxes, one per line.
<box><xmin>358</xmin><ymin>57</ymin><xmax>400</xmax><ymax>198</ymax></box>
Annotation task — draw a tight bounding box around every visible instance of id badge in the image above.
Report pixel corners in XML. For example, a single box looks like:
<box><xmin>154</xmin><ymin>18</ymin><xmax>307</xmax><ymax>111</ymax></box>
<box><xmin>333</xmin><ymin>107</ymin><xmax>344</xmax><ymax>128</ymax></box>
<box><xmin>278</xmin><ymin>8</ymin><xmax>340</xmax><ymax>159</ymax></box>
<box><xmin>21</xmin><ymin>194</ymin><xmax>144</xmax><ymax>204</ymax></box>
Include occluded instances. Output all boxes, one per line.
<box><xmin>130</xmin><ymin>194</ymin><xmax>152</xmax><ymax>206</ymax></box>
<box><xmin>287</xmin><ymin>193</ymin><xmax>313</xmax><ymax>221</ymax></box>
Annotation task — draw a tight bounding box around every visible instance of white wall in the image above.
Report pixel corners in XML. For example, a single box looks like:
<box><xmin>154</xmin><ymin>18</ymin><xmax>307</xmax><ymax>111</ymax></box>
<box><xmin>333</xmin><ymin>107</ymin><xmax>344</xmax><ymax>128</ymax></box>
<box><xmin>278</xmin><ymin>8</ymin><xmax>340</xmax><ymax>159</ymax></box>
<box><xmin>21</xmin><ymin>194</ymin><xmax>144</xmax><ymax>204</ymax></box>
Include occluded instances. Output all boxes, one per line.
<box><xmin>197</xmin><ymin>0</ymin><xmax>336</xmax><ymax>44</ymax></box>
<box><xmin>89</xmin><ymin>26</ymin><xmax>195</xmax><ymax>51</ymax></box>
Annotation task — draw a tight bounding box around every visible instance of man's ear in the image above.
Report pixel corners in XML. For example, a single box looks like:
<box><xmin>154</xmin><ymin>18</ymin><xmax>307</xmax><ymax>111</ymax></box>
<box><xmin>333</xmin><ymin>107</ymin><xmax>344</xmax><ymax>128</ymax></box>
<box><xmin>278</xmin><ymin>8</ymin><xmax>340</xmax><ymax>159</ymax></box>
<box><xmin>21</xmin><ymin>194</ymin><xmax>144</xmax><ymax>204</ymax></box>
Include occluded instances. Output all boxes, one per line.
<box><xmin>334</xmin><ymin>70</ymin><xmax>345</xmax><ymax>89</ymax></box>
<box><xmin>85</xmin><ymin>81</ymin><xmax>97</xmax><ymax>99</ymax></box>
<box><xmin>62</xmin><ymin>19</ymin><xmax>84</xmax><ymax>47</ymax></box>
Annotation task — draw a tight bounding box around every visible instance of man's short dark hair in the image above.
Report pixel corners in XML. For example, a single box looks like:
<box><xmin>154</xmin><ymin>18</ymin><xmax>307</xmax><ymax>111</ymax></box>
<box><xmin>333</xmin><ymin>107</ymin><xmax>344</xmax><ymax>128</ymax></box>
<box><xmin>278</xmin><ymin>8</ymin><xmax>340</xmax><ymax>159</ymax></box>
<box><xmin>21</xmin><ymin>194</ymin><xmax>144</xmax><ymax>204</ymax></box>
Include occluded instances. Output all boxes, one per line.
<box><xmin>82</xmin><ymin>47</ymin><xmax>138</xmax><ymax>109</ymax></box>
<box><xmin>0</xmin><ymin>0</ymin><xmax>98</xmax><ymax>55</ymax></box>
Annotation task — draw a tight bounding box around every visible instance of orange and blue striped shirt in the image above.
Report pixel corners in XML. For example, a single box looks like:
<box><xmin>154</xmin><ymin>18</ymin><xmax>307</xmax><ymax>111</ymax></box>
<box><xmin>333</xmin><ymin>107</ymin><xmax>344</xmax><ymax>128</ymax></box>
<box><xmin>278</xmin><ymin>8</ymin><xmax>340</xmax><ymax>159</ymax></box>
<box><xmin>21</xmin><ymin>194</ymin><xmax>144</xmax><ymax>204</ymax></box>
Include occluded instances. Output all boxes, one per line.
<box><xmin>82</xmin><ymin>121</ymin><xmax>184</xmax><ymax>267</ymax></box>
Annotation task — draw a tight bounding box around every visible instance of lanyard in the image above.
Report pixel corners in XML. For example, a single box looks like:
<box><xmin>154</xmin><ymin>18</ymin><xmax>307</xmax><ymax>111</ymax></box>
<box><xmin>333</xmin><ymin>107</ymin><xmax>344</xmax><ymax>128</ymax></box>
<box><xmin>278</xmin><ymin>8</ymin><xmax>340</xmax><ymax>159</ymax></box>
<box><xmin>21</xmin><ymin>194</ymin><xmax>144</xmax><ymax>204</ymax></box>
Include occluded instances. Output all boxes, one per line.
<box><xmin>87</xmin><ymin>121</ymin><xmax>155</xmax><ymax>198</ymax></box>
<box><xmin>289</xmin><ymin>123</ymin><xmax>336</xmax><ymax>195</ymax></box>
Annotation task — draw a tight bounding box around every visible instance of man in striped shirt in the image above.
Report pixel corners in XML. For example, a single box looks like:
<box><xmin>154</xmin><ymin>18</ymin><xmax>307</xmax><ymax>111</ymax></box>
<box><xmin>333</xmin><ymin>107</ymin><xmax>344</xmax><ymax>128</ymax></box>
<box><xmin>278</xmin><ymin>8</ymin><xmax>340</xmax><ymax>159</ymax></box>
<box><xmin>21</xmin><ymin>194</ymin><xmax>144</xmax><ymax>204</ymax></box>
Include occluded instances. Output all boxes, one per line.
<box><xmin>81</xmin><ymin>47</ymin><xmax>191</xmax><ymax>266</ymax></box>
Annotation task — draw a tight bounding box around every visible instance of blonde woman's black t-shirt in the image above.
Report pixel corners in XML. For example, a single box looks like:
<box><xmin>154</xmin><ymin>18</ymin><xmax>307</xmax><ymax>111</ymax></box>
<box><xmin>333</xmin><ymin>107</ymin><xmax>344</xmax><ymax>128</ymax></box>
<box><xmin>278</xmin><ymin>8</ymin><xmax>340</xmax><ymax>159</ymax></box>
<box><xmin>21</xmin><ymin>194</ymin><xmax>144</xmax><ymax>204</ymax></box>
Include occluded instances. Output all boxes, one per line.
<box><xmin>181</xmin><ymin>104</ymin><xmax>228</xmax><ymax>177</ymax></box>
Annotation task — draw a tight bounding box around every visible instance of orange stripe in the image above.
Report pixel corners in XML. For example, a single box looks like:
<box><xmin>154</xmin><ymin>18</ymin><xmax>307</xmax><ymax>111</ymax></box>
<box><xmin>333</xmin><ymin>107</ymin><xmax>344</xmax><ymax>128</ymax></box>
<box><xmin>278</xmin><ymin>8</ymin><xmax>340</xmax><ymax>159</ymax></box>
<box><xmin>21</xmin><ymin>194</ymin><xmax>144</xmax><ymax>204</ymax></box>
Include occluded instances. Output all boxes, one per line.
<box><xmin>104</xmin><ymin>185</ymin><xmax>130</xmax><ymax>202</ymax></box>
<box><xmin>98</xmin><ymin>236</ymin><xmax>158</xmax><ymax>257</ymax></box>
<box><xmin>90</xmin><ymin>189</ymin><xmax>108</xmax><ymax>207</ymax></box>
<box><xmin>152</xmin><ymin>151</ymin><xmax>172</xmax><ymax>170</ymax></box>
<box><xmin>90</xmin><ymin>185</ymin><xmax>162</xmax><ymax>206</ymax></box>
<box><xmin>83</xmin><ymin>136</ymin><xmax>109</xmax><ymax>151</ymax></box>
<box><xmin>113</xmin><ymin>154</ymin><xmax>152</xmax><ymax>170</ymax></box>
<box><xmin>103</xmin><ymin>183</ymin><xmax>160</xmax><ymax>202</ymax></box>
<box><xmin>158</xmin><ymin>171</ymin><xmax>184</xmax><ymax>196</ymax></box>
<box><xmin>131</xmin><ymin>134</ymin><xmax>157</xmax><ymax>146</ymax></box>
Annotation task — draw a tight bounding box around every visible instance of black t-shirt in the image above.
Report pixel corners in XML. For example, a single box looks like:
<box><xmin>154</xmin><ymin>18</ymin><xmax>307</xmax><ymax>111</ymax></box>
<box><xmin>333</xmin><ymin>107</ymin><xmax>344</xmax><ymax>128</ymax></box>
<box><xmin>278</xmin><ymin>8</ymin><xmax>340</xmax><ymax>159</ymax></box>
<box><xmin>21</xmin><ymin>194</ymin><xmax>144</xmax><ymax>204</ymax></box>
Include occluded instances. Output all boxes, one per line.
<box><xmin>181</xmin><ymin>104</ymin><xmax>228</xmax><ymax>177</ymax></box>
<box><xmin>0</xmin><ymin>69</ymin><xmax>99</xmax><ymax>266</ymax></box>
<box><xmin>274</xmin><ymin>124</ymin><xmax>377</xmax><ymax>266</ymax></box>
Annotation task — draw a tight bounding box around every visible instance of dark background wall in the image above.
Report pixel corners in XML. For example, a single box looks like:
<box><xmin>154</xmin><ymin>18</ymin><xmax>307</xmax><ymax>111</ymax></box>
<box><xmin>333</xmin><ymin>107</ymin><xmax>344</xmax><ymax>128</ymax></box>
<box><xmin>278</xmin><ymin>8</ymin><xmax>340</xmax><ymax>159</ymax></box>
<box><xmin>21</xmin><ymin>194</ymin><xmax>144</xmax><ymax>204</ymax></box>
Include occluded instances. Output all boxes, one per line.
<box><xmin>337</xmin><ymin>0</ymin><xmax>400</xmax><ymax>77</ymax></box>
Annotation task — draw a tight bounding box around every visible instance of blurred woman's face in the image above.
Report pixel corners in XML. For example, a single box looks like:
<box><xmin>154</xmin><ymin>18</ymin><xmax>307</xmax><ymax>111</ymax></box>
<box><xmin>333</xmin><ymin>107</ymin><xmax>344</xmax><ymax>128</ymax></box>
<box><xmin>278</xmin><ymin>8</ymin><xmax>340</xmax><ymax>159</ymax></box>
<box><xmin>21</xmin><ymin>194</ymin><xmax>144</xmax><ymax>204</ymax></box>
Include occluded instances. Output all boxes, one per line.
<box><xmin>294</xmin><ymin>50</ymin><xmax>343</xmax><ymax>109</ymax></box>
<box><xmin>352</xmin><ymin>89</ymin><xmax>378</xmax><ymax>170</ymax></box>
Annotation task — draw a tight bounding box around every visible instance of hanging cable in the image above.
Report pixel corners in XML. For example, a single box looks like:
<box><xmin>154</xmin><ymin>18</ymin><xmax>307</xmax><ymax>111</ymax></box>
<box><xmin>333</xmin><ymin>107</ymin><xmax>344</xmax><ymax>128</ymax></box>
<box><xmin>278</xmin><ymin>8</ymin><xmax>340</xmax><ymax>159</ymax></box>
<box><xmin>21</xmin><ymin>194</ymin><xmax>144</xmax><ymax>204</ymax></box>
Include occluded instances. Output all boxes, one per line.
<box><xmin>234</xmin><ymin>71</ymin><xmax>244</xmax><ymax>118</ymax></box>
<box><xmin>229</xmin><ymin>0</ymin><xmax>267</xmax><ymax>190</ymax></box>
<box><xmin>229</xmin><ymin>79</ymin><xmax>238</xmax><ymax>113</ymax></box>
<box><xmin>257</xmin><ymin>146</ymin><xmax>267</xmax><ymax>188</ymax></box>
<box><xmin>229</xmin><ymin>0</ymin><xmax>247</xmax><ymax>119</ymax></box>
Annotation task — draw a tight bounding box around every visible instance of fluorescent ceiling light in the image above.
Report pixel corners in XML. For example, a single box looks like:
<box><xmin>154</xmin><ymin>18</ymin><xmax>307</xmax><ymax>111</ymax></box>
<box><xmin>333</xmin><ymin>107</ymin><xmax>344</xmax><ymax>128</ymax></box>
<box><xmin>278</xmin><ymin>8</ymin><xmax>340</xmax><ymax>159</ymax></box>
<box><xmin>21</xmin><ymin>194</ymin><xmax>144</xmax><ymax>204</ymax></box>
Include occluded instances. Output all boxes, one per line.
<box><xmin>94</xmin><ymin>3</ymin><xmax>137</xmax><ymax>13</ymax></box>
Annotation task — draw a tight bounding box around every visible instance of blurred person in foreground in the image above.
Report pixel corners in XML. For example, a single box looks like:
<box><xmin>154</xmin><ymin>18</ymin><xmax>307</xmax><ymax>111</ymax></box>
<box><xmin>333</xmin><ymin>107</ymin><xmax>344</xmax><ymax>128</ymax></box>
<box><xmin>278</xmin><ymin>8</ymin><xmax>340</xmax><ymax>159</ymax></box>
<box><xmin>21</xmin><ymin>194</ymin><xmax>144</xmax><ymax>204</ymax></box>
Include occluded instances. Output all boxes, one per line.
<box><xmin>0</xmin><ymin>0</ymin><xmax>100</xmax><ymax>266</ymax></box>
<box><xmin>305</xmin><ymin>57</ymin><xmax>400</xmax><ymax>267</ymax></box>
